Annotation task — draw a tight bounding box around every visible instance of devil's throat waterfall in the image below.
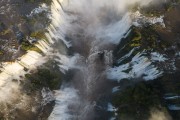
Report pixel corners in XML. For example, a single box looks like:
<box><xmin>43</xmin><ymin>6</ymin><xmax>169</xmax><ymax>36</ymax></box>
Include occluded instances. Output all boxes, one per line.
<box><xmin>1</xmin><ymin>0</ymin><xmax>180</xmax><ymax>120</ymax></box>
<box><xmin>48</xmin><ymin>0</ymin><xmax>164</xmax><ymax>120</ymax></box>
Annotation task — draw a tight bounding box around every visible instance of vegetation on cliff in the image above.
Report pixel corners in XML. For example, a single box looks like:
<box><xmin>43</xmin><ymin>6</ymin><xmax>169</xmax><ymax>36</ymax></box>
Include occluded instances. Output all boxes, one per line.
<box><xmin>25</xmin><ymin>68</ymin><xmax>62</xmax><ymax>91</ymax></box>
<box><xmin>112</xmin><ymin>80</ymin><xmax>166</xmax><ymax>120</ymax></box>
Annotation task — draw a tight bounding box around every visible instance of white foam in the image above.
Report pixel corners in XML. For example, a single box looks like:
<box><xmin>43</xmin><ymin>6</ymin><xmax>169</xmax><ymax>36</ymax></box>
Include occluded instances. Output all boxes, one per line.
<box><xmin>112</xmin><ymin>86</ymin><xmax>121</xmax><ymax>93</ymax></box>
<box><xmin>48</xmin><ymin>87</ymin><xmax>80</xmax><ymax>120</ymax></box>
<box><xmin>117</xmin><ymin>47</ymin><xmax>137</xmax><ymax>64</ymax></box>
<box><xmin>54</xmin><ymin>53</ymin><xmax>82</xmax><ymax>73</ymax></box>
<box><xmin>95</xmin><ymin>13</ymin><xmax>132</xmax><ymax>44</ymax></box>
<box><xmin>151</xmin><ymin>52</ymin><xmax>168</xmax><ymax>62</ymax></box>
<box><xmin>107</xmin><ymin>103</ymin><xmax>118</xmax><ymax>112</ymax></box>
<box><xmin>26</xmin><ymin>3</ymin><xmax>49</xmax><ymax>17</ymax></box>
<box><xmin>164</xmin><ymin>96</ymin><xmax>180</xmax><ymax>100</ymax></box>
<box><xmin>132</xmin><ymin>11</ymin><xmax>166</xmax><ymax>27</ymax></box>
<box><xmin>110</xmin><ymin>117</ymin><xmax>116</xmax><ymax>120</ymax></box>
<box><xmin>168</xmin><ymin>105</ymin><xmax>180</xmax><ymax>111</ymax></box>
<box><xmin>107</xmin><ymin>51</ymin><xmax>163</xmax><ymax>82</ymax></box>
<box><xmin>41</xmin><ymin>87</ymin><xmax>55</xmax><ymax>106</ymax></box>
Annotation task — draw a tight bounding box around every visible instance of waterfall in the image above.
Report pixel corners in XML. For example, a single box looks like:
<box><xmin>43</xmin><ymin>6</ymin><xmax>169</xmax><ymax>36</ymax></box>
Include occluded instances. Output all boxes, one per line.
<box><xmin>0</xmin><ymin>25</ymin><xmax>52</xmax><ymax>106</ymax></box>
<box><xmin>48</xmin><ymin>0</ymin><xmax>134</xmax><ymax>119</ymax></box>
<box><xmin>47</xmin><ymin>0</ymin><xmax>166</xmax><ymax>119</ymax></box>
<box><xmin>0</xmin><ymin>51</ymin><xmax>46</xmax><ymax>102</ymax></box>
<box><xmin>35</xmin><ymin>40</ymin><xmax>51</xmax><ymax>53</ymax></box>
<box><xmin>0</xmin><ymin>0</ymin><xmax>166</xmax><ymax>119</ymax></box>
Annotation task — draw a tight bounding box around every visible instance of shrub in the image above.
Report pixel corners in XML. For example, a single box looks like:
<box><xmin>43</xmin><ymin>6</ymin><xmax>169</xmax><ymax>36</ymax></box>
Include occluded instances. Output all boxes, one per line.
<box><xmin>30</xmin><ymin>31</ymin><xmax>47</xmax><ymax>41</ymax></box>
<box><xmin>113</xmin><ymin>82</ymin><xmax>164</xmax><ymax>120</ymax></box>
<box><xmin>21</xmin><ymin>41</ymin><xmax>42</xmax><ymax>53</ymax></box>
<box><xmin>25</xmin><ymin>68</ymin><xmax>61</xmax><ymax>90</ymax></box>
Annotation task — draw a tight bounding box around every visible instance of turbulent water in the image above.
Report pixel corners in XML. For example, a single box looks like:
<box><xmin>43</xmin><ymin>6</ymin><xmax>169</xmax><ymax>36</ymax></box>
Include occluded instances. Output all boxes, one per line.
<box><xmin>47</xmin><ymin>0</ymin><xmax>150</xmax><ymax>120</ymax></box>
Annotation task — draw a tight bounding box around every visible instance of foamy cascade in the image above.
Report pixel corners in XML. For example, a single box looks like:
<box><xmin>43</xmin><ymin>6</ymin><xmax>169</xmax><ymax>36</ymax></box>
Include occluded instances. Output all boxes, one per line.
<box><xmin>0</xmin><ymin>4</ymin><xmax>54</xmax><ymax>111</ymax></box>
<box><xmin>132</xmin><ymin>11</ymin><xmax>166</xmax><ymax>27</ymax></box>
<box><xmin>35</xmin><ymin>40</ymin><xmax>51</xmax><ymax>53</ymax></box>
<box><xmin>107</xmin><ymin>51</ymin><xmax>163</xmax><ymax>81</ymax></box>
<box><xmin>48</xmin><ymin>88</ymin><xmax>80</xmax><ymax>120</ymax></box>
<box><xmin>0</xmin><ymin>51</ymin><xmax>46</xmax><ymax>102</ymax></box>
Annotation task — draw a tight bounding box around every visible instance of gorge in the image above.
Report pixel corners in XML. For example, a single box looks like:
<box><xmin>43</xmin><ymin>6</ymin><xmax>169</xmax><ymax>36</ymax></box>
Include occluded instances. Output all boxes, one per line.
<box><xmin>0</xmin><ymin>0</ymin><xmax>180</xmax><ymax>120</ymax></box>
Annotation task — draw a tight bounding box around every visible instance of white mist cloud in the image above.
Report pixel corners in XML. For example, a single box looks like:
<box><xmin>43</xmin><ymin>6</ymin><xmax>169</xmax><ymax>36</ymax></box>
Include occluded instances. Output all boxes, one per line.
<box><xmin>62</xmin><ymin>0</ymin><xmax>155</xmax><ymax>13</ymax></box>
<box><xmin>58</xmin><ymin>0</ymin><xmax>161</xmax><ymax>45</ymax></box>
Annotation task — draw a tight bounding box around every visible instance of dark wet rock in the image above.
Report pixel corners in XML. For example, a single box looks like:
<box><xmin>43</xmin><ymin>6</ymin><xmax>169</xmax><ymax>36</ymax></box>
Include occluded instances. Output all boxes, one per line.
<box><xmin>0</xmin><ymin>22</ymin><xmax>6</xmax><ymax>32</ymax></box>
<box><xmin>16</xmin><ymin>31</ymin><xmax>25</xmax><ymax>44</ymax></box>
<box><xmin>98</xmin><ymin>51</ymin><xmax>105</xmax><ymax>60</ymax></box>
<box><xmin>27</xmin><ymin>37</ymin><xmax>37</xmax><ymax>44</ymax></box>
<box><xmin>12</xmin><ymin>26</ymin><xmax>25</xmax><ymax>44</ymax></box>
